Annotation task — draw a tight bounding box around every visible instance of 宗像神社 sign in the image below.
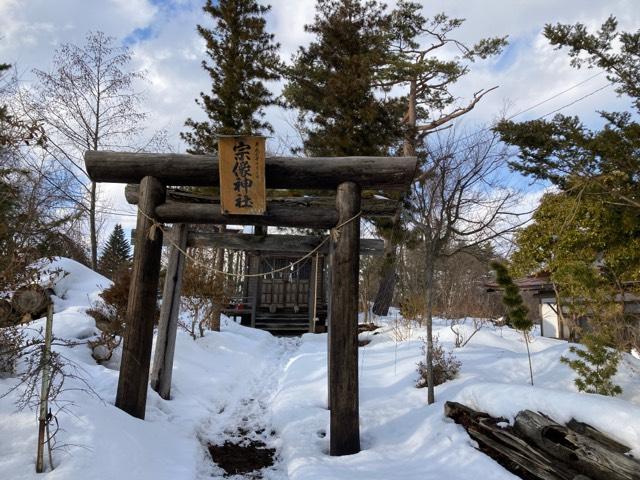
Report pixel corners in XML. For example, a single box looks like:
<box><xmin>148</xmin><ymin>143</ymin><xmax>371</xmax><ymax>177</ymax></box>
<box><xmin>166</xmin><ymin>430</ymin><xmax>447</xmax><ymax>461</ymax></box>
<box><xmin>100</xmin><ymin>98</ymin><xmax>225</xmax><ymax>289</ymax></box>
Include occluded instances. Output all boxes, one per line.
<box><xmin>218</xmin><ymin>136</ymin><xmax>266</xmax><ymax>215</ymax></box>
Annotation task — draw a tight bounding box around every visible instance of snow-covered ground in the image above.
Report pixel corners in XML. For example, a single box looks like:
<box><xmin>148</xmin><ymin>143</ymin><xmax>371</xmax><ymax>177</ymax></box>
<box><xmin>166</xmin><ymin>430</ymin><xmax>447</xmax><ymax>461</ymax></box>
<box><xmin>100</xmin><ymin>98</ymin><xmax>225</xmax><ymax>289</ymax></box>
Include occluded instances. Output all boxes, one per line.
<box><xmin>1</xmin><ymin>258</ymin><xmax>639</xmax><ymax>479</ymax></box>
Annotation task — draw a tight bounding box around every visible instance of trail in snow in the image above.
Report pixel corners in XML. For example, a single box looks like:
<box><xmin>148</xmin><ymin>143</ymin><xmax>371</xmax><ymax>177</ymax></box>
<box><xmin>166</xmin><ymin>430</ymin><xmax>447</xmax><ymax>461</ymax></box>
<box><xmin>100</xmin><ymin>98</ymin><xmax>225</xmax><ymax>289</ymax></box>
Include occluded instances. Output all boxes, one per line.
<box><xmin>197</xmin><ymin>336</ymin><xmax>301</xmax><ymax>480</ymax></box>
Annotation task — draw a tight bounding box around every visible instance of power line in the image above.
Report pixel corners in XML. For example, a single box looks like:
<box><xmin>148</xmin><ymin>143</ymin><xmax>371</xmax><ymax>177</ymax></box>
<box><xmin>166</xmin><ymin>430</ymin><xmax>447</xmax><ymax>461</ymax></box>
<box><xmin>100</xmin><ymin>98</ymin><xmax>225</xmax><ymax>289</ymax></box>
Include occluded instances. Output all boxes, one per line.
<box><xmin>538</xmin><ymin>82</ymin><xmax>612</xmax><ymax>119</ymax></box>
<box><xmin>506</xmin><ymin>71</ymin><xmax>604</xmax><ymax>121</ymax></box>
<box><xmin>428</xmin><ymin>80</ymin><xmax>614</xmax><ymax>162</ymax></box>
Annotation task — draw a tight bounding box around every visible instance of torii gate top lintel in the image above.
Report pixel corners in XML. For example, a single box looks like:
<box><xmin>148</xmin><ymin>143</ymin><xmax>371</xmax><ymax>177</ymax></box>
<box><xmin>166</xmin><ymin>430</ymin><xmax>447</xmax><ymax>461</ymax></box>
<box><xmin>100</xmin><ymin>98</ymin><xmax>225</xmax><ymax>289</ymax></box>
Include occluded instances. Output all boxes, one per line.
<box><xmin>85</xmin><ymin>151</ymin><xmax>417</xmax><ymax>191</ymax></box>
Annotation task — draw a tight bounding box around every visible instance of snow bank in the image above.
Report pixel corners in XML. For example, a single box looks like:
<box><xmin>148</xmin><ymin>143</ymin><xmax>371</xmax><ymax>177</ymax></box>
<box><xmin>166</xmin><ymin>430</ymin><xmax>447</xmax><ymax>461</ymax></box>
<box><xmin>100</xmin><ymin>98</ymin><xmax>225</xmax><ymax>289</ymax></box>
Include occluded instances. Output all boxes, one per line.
<box><xmin>43</xmin><ymin>257</ymin><xmax>112</xmax><ymax>309</ymax></box>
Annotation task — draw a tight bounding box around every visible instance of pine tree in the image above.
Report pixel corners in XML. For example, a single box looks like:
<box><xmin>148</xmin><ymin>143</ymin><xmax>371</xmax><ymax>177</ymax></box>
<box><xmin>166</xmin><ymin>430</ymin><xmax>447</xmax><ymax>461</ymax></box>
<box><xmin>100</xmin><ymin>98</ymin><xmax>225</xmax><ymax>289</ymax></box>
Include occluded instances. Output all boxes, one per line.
<box><xmin>98</xmin><ymin>224</ymin><xmax>131</xmax><ymax>280</ymax></box>
<box><xmin>561</xmin><ymin>333</ymin><xmax>622</xmax><ymax>396</ymax></box>
<box><xmin>284</xmin><ymin>0</ymin><xmax>403</xmax><ymax>156</ymax></box>
<box><xmin>181</xmin><ymin>0</ymin><xmax>281</xmax><ymax>154</ymax></box>
<box><xmin>491</xmin><ymin>260</ymin><xmax>534</xmax><ymax>385</ymax></box>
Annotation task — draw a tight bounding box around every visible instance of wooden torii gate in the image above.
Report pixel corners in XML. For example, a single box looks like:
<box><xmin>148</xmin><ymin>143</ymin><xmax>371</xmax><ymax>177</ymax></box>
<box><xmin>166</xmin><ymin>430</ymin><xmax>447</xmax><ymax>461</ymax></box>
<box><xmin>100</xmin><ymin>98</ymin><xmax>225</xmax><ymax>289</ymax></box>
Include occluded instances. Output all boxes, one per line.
<box><xmin>85</xmin><ymin>150</ymin><xmax>416</xmax><ymax>456</ymax></box>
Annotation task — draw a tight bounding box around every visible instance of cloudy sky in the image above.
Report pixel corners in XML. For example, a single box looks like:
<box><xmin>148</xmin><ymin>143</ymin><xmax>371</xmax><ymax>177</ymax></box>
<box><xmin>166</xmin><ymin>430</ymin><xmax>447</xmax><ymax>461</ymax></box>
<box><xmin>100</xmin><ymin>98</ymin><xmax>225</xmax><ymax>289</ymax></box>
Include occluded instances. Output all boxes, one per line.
<box><xmin>1</xmin><ymin>0</ymin><xmax>638</xmax><ymax>235</ymax></box>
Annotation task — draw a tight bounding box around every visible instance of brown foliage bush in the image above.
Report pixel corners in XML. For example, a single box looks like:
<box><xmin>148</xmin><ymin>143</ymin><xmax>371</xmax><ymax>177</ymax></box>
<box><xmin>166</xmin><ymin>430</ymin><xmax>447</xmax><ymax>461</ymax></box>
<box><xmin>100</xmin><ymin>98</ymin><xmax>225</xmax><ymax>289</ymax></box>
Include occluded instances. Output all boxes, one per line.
<box><xmin>86</xmin><ymin>267</ymin><xmax>132</xmax><ymax>362</ymax></box>
<box><xmin>416</xmin><ymin>336</ymin><xmax>461</xmax><ymax>388</ymax></box>
<box><xmin>399</xmin><ymin>292</ymin><xmax>426</xmax><ymax>323</ymax></box>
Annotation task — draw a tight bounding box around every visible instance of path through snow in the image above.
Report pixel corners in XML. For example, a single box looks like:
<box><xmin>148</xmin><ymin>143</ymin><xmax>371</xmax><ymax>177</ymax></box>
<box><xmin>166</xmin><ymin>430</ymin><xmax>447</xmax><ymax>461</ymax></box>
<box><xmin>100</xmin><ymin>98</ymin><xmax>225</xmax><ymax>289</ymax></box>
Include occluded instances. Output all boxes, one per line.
<box><xmin>196</xmin><ymin>336</ymin><xmax>300</xmax><ymax>480</ymax></box>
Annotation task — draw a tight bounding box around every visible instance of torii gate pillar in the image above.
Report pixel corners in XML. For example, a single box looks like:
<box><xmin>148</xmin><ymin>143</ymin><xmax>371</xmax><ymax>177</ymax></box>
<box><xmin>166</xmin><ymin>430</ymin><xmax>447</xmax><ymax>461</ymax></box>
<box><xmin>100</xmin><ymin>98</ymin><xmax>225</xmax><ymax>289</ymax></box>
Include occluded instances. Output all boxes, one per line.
<box><xmin>329</xmin><ymin>181</ymin><xmax>361</xmax><ymax>455</ymax></box>
<box><xmin>115</xmin><ymin>176</ymin><xmax>165</xmax><ymax>419</ymax></box>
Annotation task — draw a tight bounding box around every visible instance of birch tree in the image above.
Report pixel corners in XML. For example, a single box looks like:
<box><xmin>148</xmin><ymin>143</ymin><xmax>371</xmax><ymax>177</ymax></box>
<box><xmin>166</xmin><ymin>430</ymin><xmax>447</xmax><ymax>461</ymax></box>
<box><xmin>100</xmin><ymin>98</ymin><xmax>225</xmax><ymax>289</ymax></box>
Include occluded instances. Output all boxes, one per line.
<box><xmin>22</xmin><ymin>31</ymin><xmax>147</xmax><ymax>269</ymax></box>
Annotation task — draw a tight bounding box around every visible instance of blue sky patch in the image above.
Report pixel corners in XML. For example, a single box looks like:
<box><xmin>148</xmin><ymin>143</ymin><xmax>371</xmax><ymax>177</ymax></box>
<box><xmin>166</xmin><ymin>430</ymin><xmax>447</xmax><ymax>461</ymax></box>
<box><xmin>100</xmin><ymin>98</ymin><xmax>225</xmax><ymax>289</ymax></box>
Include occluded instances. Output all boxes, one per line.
<box><xmin>123</xmin><ymin>0</ymin><xmax>202</xmax><ymax>46</ymax></box>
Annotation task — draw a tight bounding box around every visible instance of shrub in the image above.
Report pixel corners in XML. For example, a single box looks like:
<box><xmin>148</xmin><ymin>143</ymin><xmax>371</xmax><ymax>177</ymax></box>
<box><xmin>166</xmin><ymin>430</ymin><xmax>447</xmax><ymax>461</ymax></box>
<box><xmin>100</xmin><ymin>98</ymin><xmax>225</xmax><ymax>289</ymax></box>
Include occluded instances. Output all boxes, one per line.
<box><xmin>416</xmin><ymin>336</ymin><xmax>461</xmax><ymax>388</ymax></box>
<box><xmin>491</xmin><ymin>260</ymin><xmax>534</xmax><ymax>386</ymax></box>
<box><xmin>561</xmin><ymin>333</ymin><xmax>622</xmax><ymax>396</ymax></box>
<box><xmin>399</xmin><ymin>292</ymin><xmax>426</xmax><ymax>324</ymax></box>
<box><xmin>0</xmin><ymin>325</ymin><xmax>25</xmax><ymax>376</ymax></box>
<box><xmin>86</xmin><ymin>267</ymin><xmax>131</xmax><ymax>362</ymax></box>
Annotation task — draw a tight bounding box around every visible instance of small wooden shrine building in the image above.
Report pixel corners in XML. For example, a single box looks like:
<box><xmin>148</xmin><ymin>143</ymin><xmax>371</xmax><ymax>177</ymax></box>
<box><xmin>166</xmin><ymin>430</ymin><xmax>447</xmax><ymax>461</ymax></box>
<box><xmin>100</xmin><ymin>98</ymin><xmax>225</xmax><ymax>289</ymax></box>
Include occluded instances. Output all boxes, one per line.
<box><xmin>242</xmin><ymin>249</ymin><xmax>328</xmax><ymax>334</ymax></box>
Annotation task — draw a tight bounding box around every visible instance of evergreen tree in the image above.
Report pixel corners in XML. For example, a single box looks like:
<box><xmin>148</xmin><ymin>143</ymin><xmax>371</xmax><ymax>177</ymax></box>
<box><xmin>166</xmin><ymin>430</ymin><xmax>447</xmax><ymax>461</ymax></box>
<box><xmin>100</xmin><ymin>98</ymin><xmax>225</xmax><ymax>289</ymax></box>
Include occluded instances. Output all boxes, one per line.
<box><xmin>495</xmin><ymin>16</ymin><xmax>640</xmax><ymax>212</ymax></box>
<box><xmin>181</xmin><ymin>0</ymin><xmax>282</xmax><ymax>154</ymax></box>
<box><xmin>561</xmin><ymin>333</ymin><xmax>622</xmax><ymax>396</ymax></box>
<box><xmin>284</xmin><ymin>0</ymin><xmax>404</xmax><ymax>156</ymax></box>
<box><xmin>491</xmin><ymin>260</ymin><xmax>534</xmax><ymax>385</ymax></box>
<box><xmin>98</xmin><ymin>224</ymin><xmax>131</xmax><ymax>280</ymax></box>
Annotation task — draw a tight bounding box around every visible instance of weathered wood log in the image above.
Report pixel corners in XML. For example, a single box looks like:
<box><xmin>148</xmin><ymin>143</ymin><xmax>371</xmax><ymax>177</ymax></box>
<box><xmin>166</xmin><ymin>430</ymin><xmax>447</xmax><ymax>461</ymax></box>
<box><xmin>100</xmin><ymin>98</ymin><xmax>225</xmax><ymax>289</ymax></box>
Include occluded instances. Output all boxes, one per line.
<box><xmin>150</xmin><ymin>223</ymin><xmax>188</xmax><ymax>400</ymax></box>
<box><xmin>566</xmin><ymin>418</ymin><xmax>631</xmax><ymax>454</ymax></box>
<box><xmin>125</xmin><ymin>184</ymin><xmax>398</xmax><ymax>218</ymax></box>
<box><xmin>85</xmin><ymin>151</ymin><xmax>417</xmax><ymax>190</ymax></box>
<box><xmin>445</xmin><ymin>402</ymin><xmax>586</xmax><ymax>480</ymax></box>
<box><xmin>514</xmin><ymin>410</ymin><xmax>640</xmax><ymax>480</ymax></box>
<box><xmin>444</xmin><ymin>401</ymin><xmax>640</xmax><ymax>480</ymax></box>
<box><xmin>115</xmin><ymin>176</ymin><xmax>166</xmax><ymax>419</ymax></box>
<box><xmin>329</xmin><ymin>181</ymin><xmax>361</xmax><ymax>456</ymax></box>
<box><xmin>188</xmin><ymin>232</ymin><xmax>384</xmax><ymax>255</ymax></box>
<box><xmin>11</xmin><ymin>285</ymin><xmax>49</xmax><ymax>318</ymax></box>
<box><xmin>127</xmin><ymin>194</ymin><xmax>395</xmax><ymax>229</ymax></box>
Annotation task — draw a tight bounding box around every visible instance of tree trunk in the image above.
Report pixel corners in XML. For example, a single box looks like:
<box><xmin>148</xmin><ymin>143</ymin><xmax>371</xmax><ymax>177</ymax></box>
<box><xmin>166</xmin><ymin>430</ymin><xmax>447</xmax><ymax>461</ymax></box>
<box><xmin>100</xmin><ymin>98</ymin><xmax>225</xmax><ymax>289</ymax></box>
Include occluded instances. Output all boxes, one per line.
<box><xmin>404</xmin><ymin>79</ymin><xmax>418</xmax><ymax>158</ymax></box>
<box><xmin>371</xmin><ymin>207</ymin><xmax>401</xmax><ymax>316</ymax></box>
<box><xmin>89</xmin><ymin>181</ymin><xmax>98</xmax><ymax>270</ymax></box>
<box><xmin>209</xmin><ymin>240</ymin><xmax>225</xmax><ymax>332</ymax></box>
<box><xmin>371</xmin><ymin>80</ymin><xmax>417</xmax><ymax>316</ymax></box>
<box><xmin>424</xmin><ymin>248</ymin><xmax>436</xmax><ymax>405</ymax></box>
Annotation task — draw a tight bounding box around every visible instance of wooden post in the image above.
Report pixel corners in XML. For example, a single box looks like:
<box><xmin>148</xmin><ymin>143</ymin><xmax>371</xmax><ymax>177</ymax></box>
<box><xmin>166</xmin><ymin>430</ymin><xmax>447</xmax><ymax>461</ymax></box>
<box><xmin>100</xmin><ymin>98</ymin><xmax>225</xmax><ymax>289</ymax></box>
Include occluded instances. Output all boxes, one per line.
<box><xmin>308</xmin><ymin>253</ymin><xmax>319</xmax><ymax>333</ymax></box>
<box><xmin>326</xmin><ymin>244</ymin><xmax>334</xmax><ymax>411</ymax></box>
<box><xmin>249</xmin><ymin>226</ymin><xmax>266</xmax><ymax>328</ymax></box>
<box><xmin>36</xmin><ymin>299</ymin><xmax>53</xmax><ymax>473</ymax></box>
<box><xmin>329</xmin><ymin>181</ymin><xmax>361</xmax><ymax>456</ymax></box>
<box><xmin>150</xmin><ymin>223</ymin><xmax>188</xmax><ymax>400</ymax></box>
<box><xmin>115</xmin><ymin>176</ymin><xmax>165</xmax><ymax>419</ymax></box>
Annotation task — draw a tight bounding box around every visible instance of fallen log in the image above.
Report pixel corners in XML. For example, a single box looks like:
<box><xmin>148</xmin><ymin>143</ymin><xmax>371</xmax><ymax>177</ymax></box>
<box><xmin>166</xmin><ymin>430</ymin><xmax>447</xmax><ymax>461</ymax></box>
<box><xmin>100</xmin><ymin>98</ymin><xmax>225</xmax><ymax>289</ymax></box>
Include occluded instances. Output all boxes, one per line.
<box><xmin>514</xmin><ymin>410</ymin><xmax>639</xmax><ymax>480</ymax></box>
<box><xmin>444</xmin><ymin>401</ymin><xmax>640</xmax><ymax>480</ymax></box>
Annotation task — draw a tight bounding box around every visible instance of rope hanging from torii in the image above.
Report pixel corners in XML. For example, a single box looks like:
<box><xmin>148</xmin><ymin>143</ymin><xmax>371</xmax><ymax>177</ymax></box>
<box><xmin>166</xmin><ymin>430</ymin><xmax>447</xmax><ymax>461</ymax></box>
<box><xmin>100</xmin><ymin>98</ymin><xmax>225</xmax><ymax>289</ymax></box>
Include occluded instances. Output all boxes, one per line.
<box><xmin>139</xmin><ymin>205</ymin><xmax>363</xmax><ymax>278</ymax></box>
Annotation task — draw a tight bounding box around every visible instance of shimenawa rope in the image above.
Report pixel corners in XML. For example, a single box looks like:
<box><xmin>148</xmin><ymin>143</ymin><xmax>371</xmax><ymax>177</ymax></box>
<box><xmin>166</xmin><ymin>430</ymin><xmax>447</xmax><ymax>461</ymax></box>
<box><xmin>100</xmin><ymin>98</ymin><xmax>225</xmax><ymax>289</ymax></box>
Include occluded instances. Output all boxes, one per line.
<box><xmin>136</xmin><ymin>207</ymin><xmax>362</xmax><ymax>278</ymax></box>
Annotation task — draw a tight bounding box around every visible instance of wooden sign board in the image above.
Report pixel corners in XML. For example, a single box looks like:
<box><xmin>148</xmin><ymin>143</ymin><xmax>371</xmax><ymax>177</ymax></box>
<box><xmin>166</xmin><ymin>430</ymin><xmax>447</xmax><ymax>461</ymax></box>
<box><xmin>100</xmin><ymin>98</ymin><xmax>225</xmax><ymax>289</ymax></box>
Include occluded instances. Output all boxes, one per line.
<box><xmin>218</xmin><ymin>136</ymin><xmax>266</xmax><ymax>215</ymax></box>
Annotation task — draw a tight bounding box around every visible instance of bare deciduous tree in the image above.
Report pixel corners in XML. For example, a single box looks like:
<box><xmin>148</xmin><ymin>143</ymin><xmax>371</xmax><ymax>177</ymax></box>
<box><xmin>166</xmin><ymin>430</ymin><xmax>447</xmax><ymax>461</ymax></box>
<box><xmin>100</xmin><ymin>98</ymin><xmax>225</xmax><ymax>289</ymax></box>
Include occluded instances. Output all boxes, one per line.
<box><xmin>407</xmin><ymin>130</ymin><xmax>527</xmax><ymax>404</ymax></box>
<box><xmin>17</xmin><ymin>31</ymin><xmax>148</xmax><ymax>269</ymax></box>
